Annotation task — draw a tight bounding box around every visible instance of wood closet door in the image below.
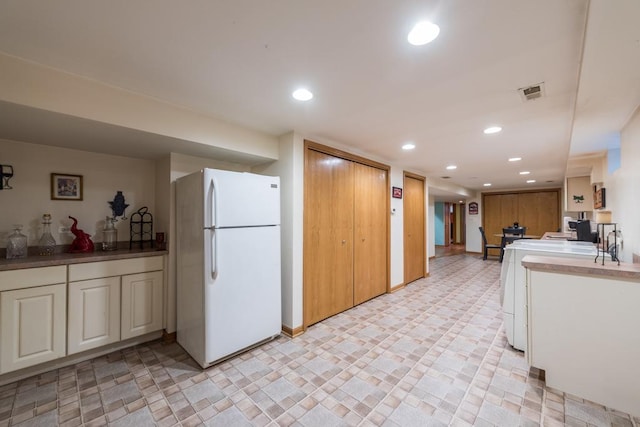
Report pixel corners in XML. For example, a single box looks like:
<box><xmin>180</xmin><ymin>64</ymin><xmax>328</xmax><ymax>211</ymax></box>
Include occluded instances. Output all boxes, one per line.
<box><xmin>483</xmin><ymin>194</ymin><xmax>518</xmax><ymax>245</ymax></box>
<box><xmin>304</xmin><ymin>150</ymin><xmax>354</xmax><ymax>326</ymax></box>
<box><xmin>403</xmin><ymin>174</ymin><xmax>425</xmax><ymax>284</ymax></box>
<box><xmin>517</xmin><ymin>191</ymin><xmax>560</xmax><ymax>237</ymax></box>
<box><xmin>353</xmin><ymin>163</ymin><xmax>387</xmax><ymax>305</ymax></box>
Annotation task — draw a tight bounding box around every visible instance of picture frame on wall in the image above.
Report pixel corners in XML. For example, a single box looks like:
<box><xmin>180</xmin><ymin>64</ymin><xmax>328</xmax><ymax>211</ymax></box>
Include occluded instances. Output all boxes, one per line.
<box><xmin>51</xmin><ymin>173</ymin><xmax>83</xmax><ymax>201</ymax></box>
<box><xmin>594</xmin><ymin>187</ymin><xmax>606</xmax><ymax>209</ymax></box>
<box><xmin>392</xmin><ymin>186</ymin><xmax>403</xmax><ymax>199</ymax></box>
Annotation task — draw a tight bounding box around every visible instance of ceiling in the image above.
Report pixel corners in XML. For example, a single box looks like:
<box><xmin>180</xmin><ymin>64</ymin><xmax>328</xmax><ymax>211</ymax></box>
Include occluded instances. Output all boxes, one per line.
<box><xmin>0</xmin><ymin>0</ymin><xmax>638</xmax><ymax>200</ymax></box>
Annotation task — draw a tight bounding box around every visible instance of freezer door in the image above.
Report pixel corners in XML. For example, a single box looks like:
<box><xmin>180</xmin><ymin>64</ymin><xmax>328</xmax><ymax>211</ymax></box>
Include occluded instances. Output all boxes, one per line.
<box><xmin>205</xmin><ymin>168</ymin><xmax>280</xmax><ymax>228</ymax></box>
<box><xmin>204</xmin><ymin>226</ymin><xmax>281</xmax><ymax>364</ymax></box>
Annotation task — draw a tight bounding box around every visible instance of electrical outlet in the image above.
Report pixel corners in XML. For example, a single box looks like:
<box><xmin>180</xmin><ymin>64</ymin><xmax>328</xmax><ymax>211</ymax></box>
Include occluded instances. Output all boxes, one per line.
<box><xmin>58</xmin><ymin>226</ymin><xmax>70</xmax><ymax>234</ymax></box>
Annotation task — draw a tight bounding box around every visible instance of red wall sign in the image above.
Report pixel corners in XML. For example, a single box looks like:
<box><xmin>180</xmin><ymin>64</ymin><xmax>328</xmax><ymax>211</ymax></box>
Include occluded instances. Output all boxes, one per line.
<box><xmin>468</xmin><ymin>202</ymin><xmax>479</xmax><ymax>215</ymax></box>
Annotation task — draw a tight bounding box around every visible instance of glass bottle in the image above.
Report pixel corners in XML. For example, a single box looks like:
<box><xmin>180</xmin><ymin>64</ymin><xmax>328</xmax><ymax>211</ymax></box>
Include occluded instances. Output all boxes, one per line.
<box><xmin>102</xmin><ymin>216</ymin><xmax>118</xmax><ymax>251</ymax></box>
<box><xmin>38</xmin><ymin>214</ymin><xmax>57</xmax><ymax>256</ymax></box>
<box><xmin>6</xmin><ymin>225</ymin><xmax>28</xmax><ymax>259</ymax></box>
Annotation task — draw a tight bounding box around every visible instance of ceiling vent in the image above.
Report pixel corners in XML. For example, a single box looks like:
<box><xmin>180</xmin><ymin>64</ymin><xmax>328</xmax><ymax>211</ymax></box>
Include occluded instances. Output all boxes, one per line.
<box><xmin>518</xmin><ymin>82</ymin><xmax>545</xmax><ymax>102</ymax></box>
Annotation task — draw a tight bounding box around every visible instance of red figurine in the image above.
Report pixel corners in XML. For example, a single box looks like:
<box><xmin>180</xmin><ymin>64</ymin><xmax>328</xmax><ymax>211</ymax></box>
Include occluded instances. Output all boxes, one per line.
<box><xmin>68</xmin><ymin>216</ymin><xmax>94</xmax><ymax>253</ymax></box>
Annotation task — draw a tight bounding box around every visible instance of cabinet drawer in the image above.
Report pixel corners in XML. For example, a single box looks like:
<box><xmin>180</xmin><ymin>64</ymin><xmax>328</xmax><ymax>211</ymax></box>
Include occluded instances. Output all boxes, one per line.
<box><xmin>69</xmin><ymin>256</ymin><xmax>163</xmax><ymax>281</ymax></box>
<box><xmin>0</xmin><ymin>266</ymin><xmax>66</xmax><ymax>291</ymax></box>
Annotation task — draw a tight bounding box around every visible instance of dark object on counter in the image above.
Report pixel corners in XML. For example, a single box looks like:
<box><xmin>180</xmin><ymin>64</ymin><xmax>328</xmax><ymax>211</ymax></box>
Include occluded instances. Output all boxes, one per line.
<box><xmin>68</xmin><ymin>216</ymin><xmax>94</xmax><ymax>253</ymax></box>
<box><xmin>155</xmin><ymin>232</ymin><xmax>166</xmax><ymax>250</ymax></box>
<box><xmin>108</xmin><ymin>191</ymin><xmax>129</xmax><ymax>219</ymax></box>
<box><xmin>130</xmin><ymin>207</ymin><xmax>153</xmax><ymax>249</ymax></box>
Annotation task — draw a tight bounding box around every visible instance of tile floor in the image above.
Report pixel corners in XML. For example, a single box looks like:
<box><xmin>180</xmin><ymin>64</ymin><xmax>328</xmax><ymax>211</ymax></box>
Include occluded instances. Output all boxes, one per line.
<box><xmin>0</xmin><ymin>254</ymin><xmax>638</xmax><ymax>426</ymax></box>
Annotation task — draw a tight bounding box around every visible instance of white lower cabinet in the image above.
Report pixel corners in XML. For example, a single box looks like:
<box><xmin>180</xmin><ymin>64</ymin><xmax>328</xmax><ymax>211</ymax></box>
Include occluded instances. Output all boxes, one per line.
<box><xmin>68</xmin><ymin>277</ymin><xmax>121</xmax><ymax>355</ymax></box>
<box><xmin>0</xmin><ymin>283</ymin><xmax>66</xmax><ymax>374</ymax></box>
<box><xmin>0</xmin><ymin>255</ymin><xmax>164</xmax><ymax>378</ymax></box>
<box><xmin>121</xmin><ymin>271</ymin><xmax>163</xmax><ymax>340</ymax></box>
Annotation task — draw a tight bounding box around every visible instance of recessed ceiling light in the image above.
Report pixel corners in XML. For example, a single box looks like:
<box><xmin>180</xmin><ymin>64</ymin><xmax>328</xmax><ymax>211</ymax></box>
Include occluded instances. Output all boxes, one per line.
<box><xmin>484</xmin><ymin>126</ymin><xmax>502</xmax><ymax>134</ymax></box>
<box><xmin>446</xmin><ymin>165</ymin><xmax>457</xmax><ymax>170</ymax></box>
<box><xmin>526</xmin><ymin>179</ymin><xmax>536</xmax><ymax>183</ymax></box>
<box><xmin>508</xmin><ymin>157</ymin><xmax>522</xmax><ymax>162</ymax></box>
<box><xmin>402</xmin><ymin>143</ymin><xmax>415</xmax><ymax>150</ymax></box>
<box><xmin>519</xmin><ymin>171</ymin><xmax>530</xmax><ymax>175</ymax></box>
<box><xmin>458</xmin><ymin>200</ymin><xmax>464</xmax><ymax>203</ymax></box>
<box><xmin>292</xmin><ymin>88</ymin><xmax>313</xmax><ymax>101</ymax></box>
<box><xmin>408</xmin><ymin>21</ymin><xmax>440</xmax><ymax>46</ymax></box>
<box><xmin>483</xmin><ymin>183</ymin><xmax>492</xmax><ymax>187</ymax></box>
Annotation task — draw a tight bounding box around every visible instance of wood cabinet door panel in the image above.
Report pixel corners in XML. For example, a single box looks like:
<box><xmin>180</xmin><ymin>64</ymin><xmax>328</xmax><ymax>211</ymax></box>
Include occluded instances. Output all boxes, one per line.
<box><xmin>121</xmin><ymin>271</ymin><xmax>163</xmax><ymax>340</ymax></box>
<box><xmin>304</xmin><ymin>150</ymin><xmax>354</xmax><ymax>326</ymax></box>
<box><xmin>353</xmin><ymin>163</ymin><xmax>387</xmax><ymax>305</ymax></box>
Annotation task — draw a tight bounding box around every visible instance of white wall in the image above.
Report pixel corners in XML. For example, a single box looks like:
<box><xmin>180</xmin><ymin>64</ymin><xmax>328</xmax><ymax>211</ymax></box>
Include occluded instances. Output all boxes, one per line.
<box><xmin>465</xmin><ymin>195</ymin><xmax>482</xmax><ymax>253</ymax></box>
<box><xmin>390</xmin><ymin>168</ymin><xmax>404</xmax><ymax>287</ymax></box>
<box><xmin>253</xmin><ymin>132</ymin><xmax>305</xmax><ymax>330</ymax></box>
<box><xmin>0</xmin><ymin>138</ymin><xmax>155</xmax><ymax>247</ymax></box>
<box><xmin>606</xmin><ymin>107</ymin><xmax>640</xmax><ymax>262</ymax></box>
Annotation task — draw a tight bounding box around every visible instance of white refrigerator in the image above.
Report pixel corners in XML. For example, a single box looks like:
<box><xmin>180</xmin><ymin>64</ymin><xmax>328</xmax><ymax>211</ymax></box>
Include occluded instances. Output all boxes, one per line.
<box><xmin>176</xmin><ymin>168</ymin><xmax>282</xmax><ymax>368</ymax></box>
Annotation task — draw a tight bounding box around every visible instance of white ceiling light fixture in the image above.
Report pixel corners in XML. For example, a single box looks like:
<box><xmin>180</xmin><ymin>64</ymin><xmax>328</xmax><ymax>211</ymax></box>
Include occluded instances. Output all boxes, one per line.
<box><xmin>292</xmin><ymin>88</ymin><xmax>313</xmax><ymax>101</ymax></box>
<box><xmin>508</xmin><ymin>157</ymin><xmax>522</xmax><ymax>162</ymax></box>
<box><xmin>484</xmin><ymin>126</ymin><xmax>502</xmax><ymax>134</ymax></box>
<box><xmin>408</xmin><ymin>21</ymin><xmax>440</xmax><ymax>46</ymax></box>
<box><xmin>519</xmin><ymin>171</ymin><xmax>530</xmax><ymax>175</ymax></box>
<box><xmin>526</xmin><ymin>179</ymin><xmax>536</xmax><ymax>183</ymax></box>
<box><xmin>446</xmin><ymin>165</ymin><xmax>457</xmax><ymax>170</ymax></box>
<box><xmin>483</xmin><ymin>183</ymin><xmax>492</xmax><ymax>187</ymax></box>
<box><xmin>402</xmin><ymin>143</ymin><xmax>415</xmax><ymax>150</ymax></box>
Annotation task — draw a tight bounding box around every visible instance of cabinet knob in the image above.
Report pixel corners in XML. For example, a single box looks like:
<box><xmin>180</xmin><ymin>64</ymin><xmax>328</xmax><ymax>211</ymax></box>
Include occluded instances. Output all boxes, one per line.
<box><xmin>342</xmin><ymin>240</ymin><xmax>346</xmax><ymax>244</ymax></box>
<box><xmin>362</xmin><ymin>238</ymin><xmax>365</xmax><ymax>242</ymax></box>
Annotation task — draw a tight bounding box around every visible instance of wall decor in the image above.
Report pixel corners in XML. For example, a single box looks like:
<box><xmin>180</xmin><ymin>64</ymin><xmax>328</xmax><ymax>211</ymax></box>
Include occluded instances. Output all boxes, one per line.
<box><xmin>468</xmin><ymin>201</ymin><xmax>479</xmax><ymax>215</ymax></box>
<box><xmin>392</xmin><ymin>186</ymin><xmax>403</xmax><ymax>199</ymax></box>
<box><xmin>51</xmin><ymin>173</ymin><xmax>83</xmax><ymax>201</ymax></box>
<box><xmin>594</xmin><ymin>187</ymin><xmax>606</xmax><ymax>209</ymax></box>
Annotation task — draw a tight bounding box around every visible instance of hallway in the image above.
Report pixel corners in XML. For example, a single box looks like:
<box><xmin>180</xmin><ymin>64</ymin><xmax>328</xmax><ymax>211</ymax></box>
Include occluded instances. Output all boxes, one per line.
<box><xmin>0</xmin><ymin>254</ymin><xmax>635</xmax><ymax>426</ymax></box>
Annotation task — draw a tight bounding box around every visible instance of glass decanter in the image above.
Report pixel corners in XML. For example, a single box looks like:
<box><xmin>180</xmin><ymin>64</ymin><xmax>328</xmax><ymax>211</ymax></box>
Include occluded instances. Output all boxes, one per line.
<box><xmin>102</xmin><ymin>216</ymin><xmax>118</xmax><ymax>251</ymax></box>
<box><xmin>6</xmin><ymin>225</ymin><xmax>28</xmax><ymax>259</ymax></box>
<box><xmin>38</xmin><ymin>213</ymin><xmax>57</xmax><ymax>256</ymax></box>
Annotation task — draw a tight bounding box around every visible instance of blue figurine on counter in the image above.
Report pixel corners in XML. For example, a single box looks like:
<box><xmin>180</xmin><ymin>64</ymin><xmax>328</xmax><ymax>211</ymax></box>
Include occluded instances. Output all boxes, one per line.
<box><xmin>108</xmin><ymin>191</ymin><xmax>129</xmax><ymax>220</ymax></box>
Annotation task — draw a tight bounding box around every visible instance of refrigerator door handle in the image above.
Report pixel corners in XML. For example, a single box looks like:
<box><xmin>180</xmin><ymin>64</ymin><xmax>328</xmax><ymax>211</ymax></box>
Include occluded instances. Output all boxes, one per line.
<box><xmin>210</xmin><ymin>228</ymin><xmax>218</xmax><ymax>279</ymax></box>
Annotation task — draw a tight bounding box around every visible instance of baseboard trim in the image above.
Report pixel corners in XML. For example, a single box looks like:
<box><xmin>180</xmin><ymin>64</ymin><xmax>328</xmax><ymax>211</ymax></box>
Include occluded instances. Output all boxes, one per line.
<box><xmin>281</xmin><ymin>325</ymin><xmax>304</xmax><ymax>338</ymax></box>
<box><xmin>389</xmin><ymin>283</ymin><xmax>406</xmax><ymax>293</ymax></box>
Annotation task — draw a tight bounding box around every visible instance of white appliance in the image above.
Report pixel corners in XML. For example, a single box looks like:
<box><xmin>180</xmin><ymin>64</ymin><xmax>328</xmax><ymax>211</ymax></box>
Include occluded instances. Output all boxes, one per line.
<box><xmin>500</xmin><ymin>239</ymin><xmax>599</xmax><ymax>352</ymax></box>
<box><xmin>176</xmin><ymin>168</ymin><xmax>282</xmax><ymax>368</ymax></box>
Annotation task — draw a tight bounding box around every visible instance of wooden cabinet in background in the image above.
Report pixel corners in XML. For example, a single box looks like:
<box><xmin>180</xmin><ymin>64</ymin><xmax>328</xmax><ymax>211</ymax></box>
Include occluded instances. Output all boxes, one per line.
<box><xmin>304</xmin><ymin>142</ymin><xmax>389</xmax><ymax>326</ymax></box>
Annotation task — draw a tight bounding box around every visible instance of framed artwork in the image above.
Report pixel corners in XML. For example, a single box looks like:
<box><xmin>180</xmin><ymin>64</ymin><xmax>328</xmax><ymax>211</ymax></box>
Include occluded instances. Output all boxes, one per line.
<box><xmin>594</xmin><ymin>187</ymin><xmax>606</xmax><ymax>209</ymax></box>
<box><xmin>468</xmin><ymin>202</ymin><xmax>479</xmax><ymax>215</ymax></box>
<box><xmin>392</xmin><ymin>186</ymin><xmax>403</xmax><ymax>199</ymax></box>
<box><xmin>51</xmin><ymin>173</ymin><xmax>83</xmax><ymax>201</ymax></box>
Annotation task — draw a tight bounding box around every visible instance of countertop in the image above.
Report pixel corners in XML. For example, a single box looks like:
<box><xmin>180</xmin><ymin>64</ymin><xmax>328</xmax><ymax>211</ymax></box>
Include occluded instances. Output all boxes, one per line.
<box><xmin>0</xmin><ymin>245</ymin><xmax>168</xmax><ymax>271</ymax></box>
<box><xmin>521</xmin><ymin>254</ymin><xmax>640</xmax><ymax>281</ymax></box>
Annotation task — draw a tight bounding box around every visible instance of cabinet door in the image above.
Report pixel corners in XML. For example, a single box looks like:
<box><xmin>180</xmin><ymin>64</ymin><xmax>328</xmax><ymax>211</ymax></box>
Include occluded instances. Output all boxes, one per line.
<box><xmin>354</xmin><ymin>163</ymin><xmax>388</xmax><ymax>304</ymax></box>
<box><xmin>68</xmin><ymin>277</ymin><xmax>121</xmax><ymax>354</ymax></box>
<box><xmin>304</xmin><ymin>149</ymin><xmax>354</xmax><ymax>326</ymax></box>
<box><xmin>0</xmin><ymin>284</ymin><xmax>66</xmax><ymax>373</ymax></box>
<box><xmin>121</xmin><ymin>271</ymin><xmax>163</xmax><ymax>340</ymax></box>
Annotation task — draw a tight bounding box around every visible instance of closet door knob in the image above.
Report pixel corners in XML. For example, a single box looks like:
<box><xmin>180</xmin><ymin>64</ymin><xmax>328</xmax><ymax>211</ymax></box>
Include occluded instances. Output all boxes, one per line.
<box><xmin>342</xmin><ymin>240</ymin><xmax>346</xmax><ymax>244</ymax></box>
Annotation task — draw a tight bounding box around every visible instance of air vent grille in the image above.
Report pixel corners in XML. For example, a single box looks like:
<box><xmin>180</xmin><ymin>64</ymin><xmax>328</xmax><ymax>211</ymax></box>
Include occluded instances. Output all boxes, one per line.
<box><xmin>518</xmin><ymin>82</ymin><xmax>545</xmax><ymax>102</ymax></box>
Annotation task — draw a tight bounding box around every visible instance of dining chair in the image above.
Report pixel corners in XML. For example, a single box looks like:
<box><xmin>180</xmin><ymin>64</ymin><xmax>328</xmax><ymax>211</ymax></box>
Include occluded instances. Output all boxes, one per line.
<box><xmin>500</xmin><ymin>227</ymin><xmax>526</xmax><ymax>262</ymax></box>
<box><xmin>479</xmin><ymin>227</ymin><xmax>501</xmax><ymax>260</ymax></box>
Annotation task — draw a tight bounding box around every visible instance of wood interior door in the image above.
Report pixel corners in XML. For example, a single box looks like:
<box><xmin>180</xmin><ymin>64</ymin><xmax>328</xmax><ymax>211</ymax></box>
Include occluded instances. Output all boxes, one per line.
<box><xmin>403</xmin><ymin>173</ymin><xmax>425</xmax><ymax>284</ymax></box>
<box><xmin>304</xmin><ymin>149</ymin><xmax>355</xmax><ymax>326</ymax></box>
<box><xmin>353</xmin><ymin>163</ymin><xmax>387</xmax><ymax>305</ymax></box>
<box><xmin>517</xmin><ymin>191</ymin><xmax>560</xmax><ymax>237</ymax></box>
